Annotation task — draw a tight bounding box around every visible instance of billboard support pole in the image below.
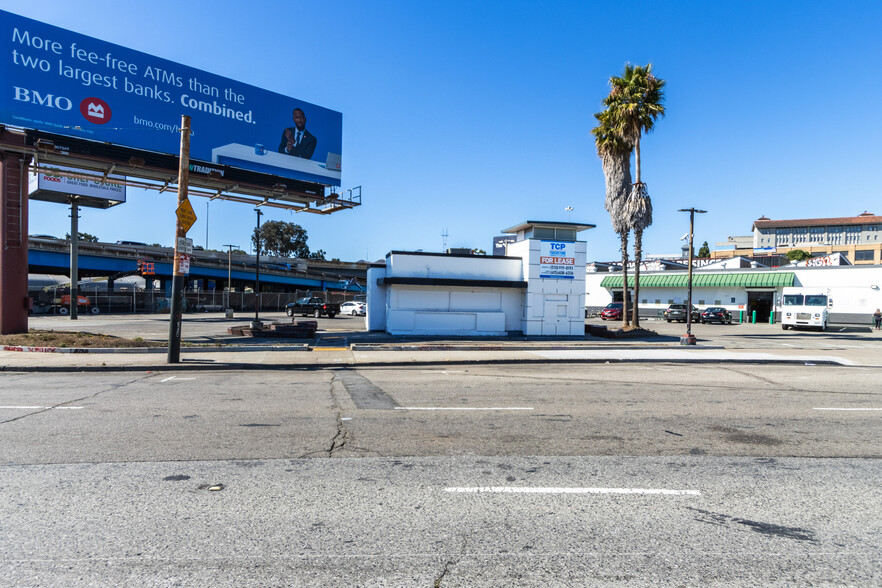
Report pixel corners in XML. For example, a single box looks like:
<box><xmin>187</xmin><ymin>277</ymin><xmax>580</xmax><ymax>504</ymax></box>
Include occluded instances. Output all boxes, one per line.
<box><xmin>167</xmin><ymin>115</ymin><xmax>191</xmax><ymax>364</ymax></box>
<box><xmin>69</xmin><ymin>197</ymin><xmax>79</xmax><ymax>320</ymax></box>
<box><xmin>0</xmin><ymin>149</ymin><xmax>29</xmax><ymax>334</ymax></box>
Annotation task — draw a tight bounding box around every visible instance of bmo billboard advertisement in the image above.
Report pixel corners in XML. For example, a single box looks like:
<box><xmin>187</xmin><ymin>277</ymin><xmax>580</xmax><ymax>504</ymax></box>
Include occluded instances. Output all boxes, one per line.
<box><xmin>0</xmin><ymin>10</ymin><xmax>343</xmax><ymax>186</ymax></box>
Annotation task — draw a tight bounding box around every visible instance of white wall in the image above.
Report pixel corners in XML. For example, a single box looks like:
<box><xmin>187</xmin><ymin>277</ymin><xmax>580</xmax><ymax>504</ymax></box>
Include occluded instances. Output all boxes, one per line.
<box><xmin>386</xmin><ymin>252</ymin><xmax>523</xmax><ymax>281</ymax></box>
<box><xmin>365</xmin><ymin>267</ymin><xmax>387</xmax><ymax>331</ymax></box>
<box><xmin>792</xmin><ymin>266</ymin><xmax>882</xmax><ymax>314</ymax></box>
<box><xmin>385</xmin><ymin>286</ymin><xmax>523</xmax><ymax>336</ymax></box>
<box><xmin>511</xmin><ymin>239</ymin><xmax>587</xmax><ymax>335</ymax></box>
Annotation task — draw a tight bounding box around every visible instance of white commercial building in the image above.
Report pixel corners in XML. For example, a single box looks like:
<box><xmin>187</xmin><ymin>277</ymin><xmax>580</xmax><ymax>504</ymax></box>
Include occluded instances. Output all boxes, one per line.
<box><xmin>586</xmin><ymin>257</ymin><xmax>882</xmax><ymax>324</ymax></box>
<box><xmin>367</xmin><ymin>221</ymin><xmax>592</xmax><ymax>336</ymax></box>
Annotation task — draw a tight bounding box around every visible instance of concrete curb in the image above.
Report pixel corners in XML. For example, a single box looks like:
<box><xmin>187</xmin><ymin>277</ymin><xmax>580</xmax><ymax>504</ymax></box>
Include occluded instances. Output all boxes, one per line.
<box><xmin>1</xmin><ymin>344</ymin><xmax>311</xmax><ymax>354</ymax></box>
<box><xmin>348</xmin><ymin>343</ymin><xmax>724</xmax><ymax>352</ymax></box>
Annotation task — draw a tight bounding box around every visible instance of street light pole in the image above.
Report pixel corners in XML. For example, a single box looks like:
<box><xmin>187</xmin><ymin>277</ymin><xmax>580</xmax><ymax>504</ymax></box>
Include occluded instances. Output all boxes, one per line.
<box><xmin>678</xmin><ymin>208</ymin><xmax>706</xmax><ymax>345</ymax></box>
<box><xmin>252</xmin><ymin>208</ymin><xmax>263</xmax><ymax>328</ymax></box>
<box><xmin>223</xmin><ymin>243</ymin><xmax>238</xmax><ymax>311</ymax></box>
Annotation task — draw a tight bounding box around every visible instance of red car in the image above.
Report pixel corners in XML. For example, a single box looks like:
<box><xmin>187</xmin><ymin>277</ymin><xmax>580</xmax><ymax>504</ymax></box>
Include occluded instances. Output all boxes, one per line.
<box><xmin>600</xmin><ymin>302</ymin><xmax>624</xmax><ymax>320</ymax></box>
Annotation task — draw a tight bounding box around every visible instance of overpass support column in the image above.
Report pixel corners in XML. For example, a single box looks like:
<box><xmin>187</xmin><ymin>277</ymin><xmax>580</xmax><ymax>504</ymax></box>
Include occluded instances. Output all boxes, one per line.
<box><xmin>0</xmin><ymin>151</ymin><xmax>29</xmax><ymax>334</ymax></box>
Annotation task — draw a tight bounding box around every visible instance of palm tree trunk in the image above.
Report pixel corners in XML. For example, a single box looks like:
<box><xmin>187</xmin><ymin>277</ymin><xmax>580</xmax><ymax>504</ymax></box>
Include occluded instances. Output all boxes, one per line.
<box><xmin>633</xmin><ymin>228</ymin><xmax>642</xmax><ymax>327</ymax></box>
<box><xmin>634</xmin><ymin>134</ymin><xmax>641</xmax><ymax>183</ymax></box>
<box><xmin>632</xmin><ymin>134</ymin><xmax>642</xmax><ymax>327</ymax></box>
<box><xmin>620</xmin><ymin>230</ymin><xmax>630</xmax><ymax>328</ymax></box>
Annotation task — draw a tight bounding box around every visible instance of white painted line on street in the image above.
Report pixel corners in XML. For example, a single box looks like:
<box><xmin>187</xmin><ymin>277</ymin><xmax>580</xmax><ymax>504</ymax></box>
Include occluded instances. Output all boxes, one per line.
<box><xmin>395</xmin><ymin>407</ymin><xmax>533</xmax><ymax>411</ymax></box>
<box><xmin>445</xmin><ymin>487</ymin><xmax>701</xmax><ymax>496</ymax></box>
<box><xmin>160</xmin><ymin>376</ymin><xmax>196</xmax><ymax>382</ymax></box>
<box><xmin>813</xmin><ymin>408</ymin><xmax>882</xmax><ymax>411</ymax></box>
<box><xmin>0</xmin><ymin>406</ymin><xmax>83</xmax><ymax>410</ymax></box>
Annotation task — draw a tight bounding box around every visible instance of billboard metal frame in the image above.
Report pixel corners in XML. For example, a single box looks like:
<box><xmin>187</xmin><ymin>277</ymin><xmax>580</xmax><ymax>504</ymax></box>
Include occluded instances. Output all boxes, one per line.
<box><xmin>0</xmin><ymin>126</ymin><xmax>360</xmax><ymax>213</ymax></box>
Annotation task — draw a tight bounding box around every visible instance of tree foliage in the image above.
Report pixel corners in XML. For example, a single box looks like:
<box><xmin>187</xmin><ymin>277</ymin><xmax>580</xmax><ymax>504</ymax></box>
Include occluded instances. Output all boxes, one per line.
<box><xmin>786</xmin><ymin>249</ymin><xmax>812</xmax><ymax>262</ymax></box>
<box><xmin>698</xmin><ymin>241</ymin><xmax>711</xmax><ymax>258</ymax></box>
<box><xmin>65</xmin><ymin>232</ymin><xmax>99</xmax><ymax>242</ymax></box>
<box><xmin>252</xmin><ymin>220</ymin><xmax>313</xmax><ymax>258</ymax></box>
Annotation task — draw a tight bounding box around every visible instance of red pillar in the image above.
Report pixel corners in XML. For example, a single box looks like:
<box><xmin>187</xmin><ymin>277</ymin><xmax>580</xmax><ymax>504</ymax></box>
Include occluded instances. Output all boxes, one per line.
<box><xmin>0</xmin><ymin>150</ymin><xmax>30</xmax><ymax>334</ymax></box>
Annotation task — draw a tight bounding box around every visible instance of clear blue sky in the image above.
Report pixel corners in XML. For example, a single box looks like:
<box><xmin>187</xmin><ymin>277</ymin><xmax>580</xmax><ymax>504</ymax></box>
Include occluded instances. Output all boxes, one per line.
<box><xmin>5</xmin><ymin>0</ymin><xmax>881</xmax><ymax>262</ymax></box>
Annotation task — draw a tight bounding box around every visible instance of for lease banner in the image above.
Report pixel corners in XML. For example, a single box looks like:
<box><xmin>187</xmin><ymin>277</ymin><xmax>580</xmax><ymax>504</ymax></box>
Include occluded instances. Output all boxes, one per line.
<box><xmin>539</xmin><ymin>241</ymin><xmax>575</xmax><ymax>279</ymax></box>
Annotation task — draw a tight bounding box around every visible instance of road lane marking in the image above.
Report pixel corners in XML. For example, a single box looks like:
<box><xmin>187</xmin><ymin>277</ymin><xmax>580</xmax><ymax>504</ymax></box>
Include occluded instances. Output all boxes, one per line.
<box><xmin>445</xmin><ymin>487</ymin><xmax>700</xmax><ymax>496</ymax></box>
<box><xmin>0</xmin><ymin>406</ymin><xmax>83</xmax><ymax>410</ymax></box>
<box><xmin>814</xmin><ymin>407</ymin><xmax>882</xmax><ymax>411</ymax></box>
<box><xmin>160</xmin><ymin>376</ymin><xmax>196</xmax><ymax>382</ymax></box>
<box><xmin>395</xmin><ymin>407</ymin><xmax>534</xmax><ymax>411</ymax></box>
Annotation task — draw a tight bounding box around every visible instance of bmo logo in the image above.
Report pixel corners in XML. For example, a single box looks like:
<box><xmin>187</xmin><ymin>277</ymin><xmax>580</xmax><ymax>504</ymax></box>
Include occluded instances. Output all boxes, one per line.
<box><xmin>80</xmin><ymin>97</ymin><xmax>111</xmax><ymax>125</ymax></box>
<box><xmin>13</xmin><ymin>87</ymin><xmax>72</xmax><ymax>110</ymax></box>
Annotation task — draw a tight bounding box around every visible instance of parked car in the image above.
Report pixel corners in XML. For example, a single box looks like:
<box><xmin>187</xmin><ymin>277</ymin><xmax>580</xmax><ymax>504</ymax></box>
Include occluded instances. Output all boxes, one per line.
<box><xmin>600</xmin><ymin>302</ymin><xmax>624</xmax><ymax>320</ymax></box>
<box><xmin>340</xmin><ymin>301</ymin><xmax>366</xmax><ymax>316</ymax></box>
<box><xmin>700</xmin><ymin>307</ymin><xmax>732</xmax><ymax>324</ymax></box>
<box><xmin>664</xmin><ymin>303</ymin><xmax>700</xmax><ymax>323</ymax></box>
<box><xmin>285</xmin><ymin>297</ymin><xmax>340</xmax><ymax>318</ymax></box>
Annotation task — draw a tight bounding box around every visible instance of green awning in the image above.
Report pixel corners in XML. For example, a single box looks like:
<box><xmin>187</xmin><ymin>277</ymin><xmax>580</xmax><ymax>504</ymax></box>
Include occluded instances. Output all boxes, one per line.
<box><xmin>599</xmin><ymin>272</ymin><xmax>795</xmax><ymax>289</ymax></box>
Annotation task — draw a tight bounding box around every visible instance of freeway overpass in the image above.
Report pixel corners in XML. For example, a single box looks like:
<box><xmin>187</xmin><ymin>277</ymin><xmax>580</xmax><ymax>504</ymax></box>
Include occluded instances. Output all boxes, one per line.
<box><xmin>27</xmin><ymin>237</ymin><xmax>368</xmax><ymax>297</ymax></box>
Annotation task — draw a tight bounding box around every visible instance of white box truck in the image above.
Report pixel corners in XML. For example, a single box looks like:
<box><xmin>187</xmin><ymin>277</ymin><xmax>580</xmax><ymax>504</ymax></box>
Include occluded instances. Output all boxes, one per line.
<box><xmin>780</xmin><ymin>287</ymin><xmax>830</xmax><ymax>331</ymax></box>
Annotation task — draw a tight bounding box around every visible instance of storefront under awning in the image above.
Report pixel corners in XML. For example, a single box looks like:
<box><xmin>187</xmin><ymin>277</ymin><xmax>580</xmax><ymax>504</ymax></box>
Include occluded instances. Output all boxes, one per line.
<box><xmin>599</xmin><ymin>272</ymin><xmax>795</xmax><ymax>289</ymax></box>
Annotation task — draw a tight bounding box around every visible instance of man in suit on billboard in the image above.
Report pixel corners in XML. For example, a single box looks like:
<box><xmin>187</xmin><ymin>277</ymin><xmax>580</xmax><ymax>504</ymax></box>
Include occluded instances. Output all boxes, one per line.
<box><xmin>279</xmin><ymin>108</ymin><xmax>317</xmax><ymax>159</ymax></box>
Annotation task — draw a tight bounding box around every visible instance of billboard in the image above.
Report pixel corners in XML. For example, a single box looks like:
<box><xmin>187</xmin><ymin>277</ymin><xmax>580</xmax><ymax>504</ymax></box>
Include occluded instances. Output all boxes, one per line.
<box><xmin>29</xmin><ymin>163</ymin><xmax>126</xmax><ymax>208</ymax></box>
<box><xmin>0</xmin><ymin>10</ymin><xmax>342</xmax><ymax>186</ymax></box>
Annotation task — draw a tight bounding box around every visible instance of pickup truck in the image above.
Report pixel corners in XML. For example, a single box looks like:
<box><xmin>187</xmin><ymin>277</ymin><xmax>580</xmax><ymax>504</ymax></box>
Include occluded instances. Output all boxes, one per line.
<box><xmin>285</xmin><ymin>297</ymin><xmax>340</xmax><ymax>318</ymax></box>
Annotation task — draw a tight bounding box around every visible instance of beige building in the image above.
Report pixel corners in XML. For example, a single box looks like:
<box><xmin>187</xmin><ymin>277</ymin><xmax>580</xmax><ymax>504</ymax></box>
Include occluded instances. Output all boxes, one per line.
<box><xmin>711</xmin><ymin>212</ymin><xmax>882</xmax><ymax>264</ymax></box>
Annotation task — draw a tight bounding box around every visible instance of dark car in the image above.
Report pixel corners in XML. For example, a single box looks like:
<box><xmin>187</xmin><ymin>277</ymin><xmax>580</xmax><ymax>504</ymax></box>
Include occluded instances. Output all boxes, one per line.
<box><xmin>285</xmin><ymin>297</ymin><xmax>340</xmax><ymax>318</ymax></box>
<box><xmin>700</xmin><ymin>306</ymin><xmax>732</xmax><ymax>324</ymax></box>
<box><xmin>664</xmin><ymin>303</ymin><xmax>700</xmax><ymax>323</ymax></box>
<box><xmin>600</xmin><ymin>302</ymin><xmax>624</xmax><ymax>320</ymax></box>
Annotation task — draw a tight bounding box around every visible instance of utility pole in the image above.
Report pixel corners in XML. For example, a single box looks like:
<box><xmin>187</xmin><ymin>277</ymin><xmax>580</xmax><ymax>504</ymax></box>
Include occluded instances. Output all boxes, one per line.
<box><xmin>68</xmin><ymin>197</ymin><xmax>79</xmax><ymax>320</ymax></box>
<box><xmin>252</xmin><ymin>208</ymin><xmax>263</xmax><ymax>328</ymax></box>
<box><xmin>223</xmin><ymin>243</ymin><xmax>238</xmax><ymax>311</ymax></box>
<box><xmin>678</xmin><ymin>207</ymin><xmax>706</xmax><ymax>345</ymax></box>
<box><xmin>167</xmin><ymin>115</ymin><xmax>192</xmax><ymax>363</ymax></box>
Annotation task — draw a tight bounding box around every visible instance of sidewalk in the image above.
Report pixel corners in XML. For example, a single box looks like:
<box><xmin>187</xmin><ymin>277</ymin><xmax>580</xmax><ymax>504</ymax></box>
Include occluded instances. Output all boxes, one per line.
<box><xmin>1</xmin><ymin>312</ymin><xmax>880</xmax><ymax>371</ymax></box>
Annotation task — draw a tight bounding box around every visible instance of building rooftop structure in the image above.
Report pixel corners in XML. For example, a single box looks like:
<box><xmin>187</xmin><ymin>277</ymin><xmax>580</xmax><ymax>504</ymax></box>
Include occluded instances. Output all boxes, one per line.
<box><xmin>752</xmin><ymin>211</ymin><xmax>882</xmax><ymax>230</ymax></box>
<box><xmin>704</xmin><ymin>211</ymin><xmax>882</xmax><ymax>266</ymax></box>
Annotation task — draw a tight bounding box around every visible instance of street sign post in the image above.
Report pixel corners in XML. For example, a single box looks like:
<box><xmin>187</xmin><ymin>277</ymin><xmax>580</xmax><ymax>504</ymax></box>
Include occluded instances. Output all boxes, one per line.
<box><xmin>168</xmin><ymin>115</ymin><xmax>191</xmax><ymax>364</ymax></box>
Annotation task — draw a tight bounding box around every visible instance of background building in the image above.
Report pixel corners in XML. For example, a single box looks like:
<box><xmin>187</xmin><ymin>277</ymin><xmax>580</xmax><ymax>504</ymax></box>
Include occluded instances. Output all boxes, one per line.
<box><xmin>712</xmin><ymin>212</ymin><xmax>881</xmax><ymax>264</ymax></box>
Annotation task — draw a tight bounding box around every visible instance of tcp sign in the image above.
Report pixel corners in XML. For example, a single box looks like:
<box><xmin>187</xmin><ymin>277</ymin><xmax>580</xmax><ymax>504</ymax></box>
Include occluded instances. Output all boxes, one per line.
<box><xmin>539</xmin><ymin>241</ymin><xmax>575</xmax><ymax>279</ymax></box>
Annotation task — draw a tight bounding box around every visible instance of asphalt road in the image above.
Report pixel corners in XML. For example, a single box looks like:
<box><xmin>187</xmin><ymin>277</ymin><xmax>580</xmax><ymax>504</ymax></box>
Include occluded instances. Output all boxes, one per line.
<box><xmin>1</xmin><ymin>363</ymin><xmax>880</xmax><ymax>585</ymax></box>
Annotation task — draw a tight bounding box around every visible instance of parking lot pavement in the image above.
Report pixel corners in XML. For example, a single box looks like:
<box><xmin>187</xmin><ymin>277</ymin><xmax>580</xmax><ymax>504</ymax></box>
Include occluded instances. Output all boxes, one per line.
<box><xmin>1</xmin><ymin>312</ymin><xmax>879</xmax><ymax>371</ymax></box>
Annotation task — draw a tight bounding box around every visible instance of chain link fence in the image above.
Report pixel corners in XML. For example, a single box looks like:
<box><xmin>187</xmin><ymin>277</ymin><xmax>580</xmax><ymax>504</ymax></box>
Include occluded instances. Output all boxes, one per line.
<box><xmin>29</xmin><ymin>288</ymin><xmax>365</xmax><ymax>315</ymax></box>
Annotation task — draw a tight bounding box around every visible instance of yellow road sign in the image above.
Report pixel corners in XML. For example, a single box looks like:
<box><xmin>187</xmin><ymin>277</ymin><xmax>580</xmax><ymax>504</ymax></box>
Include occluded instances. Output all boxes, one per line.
<box><xmin>176</xmin><ymin>198</ymin><xmax>197</xmax><ymax>233</ymax></box>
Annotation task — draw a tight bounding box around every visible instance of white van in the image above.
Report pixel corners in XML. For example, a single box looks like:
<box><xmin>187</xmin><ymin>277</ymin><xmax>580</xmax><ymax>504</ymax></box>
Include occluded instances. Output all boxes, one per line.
<box><xmin>780</xmin><ymin>287</ymin><xmax>830</xmax><ymax>331</ymax></box>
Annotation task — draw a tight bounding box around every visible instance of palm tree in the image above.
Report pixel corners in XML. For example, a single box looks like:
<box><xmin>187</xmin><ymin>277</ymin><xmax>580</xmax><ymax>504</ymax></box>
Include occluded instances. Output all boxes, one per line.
<box><xmin>603</xmin><ymin>64</ymin><xmax>665</xmax><ymax>326</ymax></box>
<box><xmin>624</xmin><ymin>186</ymin><xmax>652</xmax><ymax>327</ymax></box>
<box><xmin>591</xmin><ymin>110</ymin><xmax>633</xmax><ymax>327</ymax></box>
